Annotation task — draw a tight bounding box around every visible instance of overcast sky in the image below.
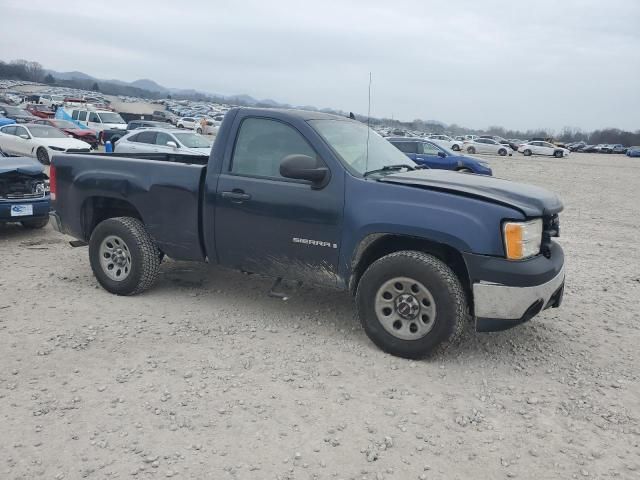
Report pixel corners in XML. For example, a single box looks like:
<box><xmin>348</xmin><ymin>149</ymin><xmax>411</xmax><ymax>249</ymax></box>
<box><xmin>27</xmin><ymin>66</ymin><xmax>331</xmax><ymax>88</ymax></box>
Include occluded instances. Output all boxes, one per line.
<box><xmin>1</xmin><ymin>0</ymin><xmax>639</xmax><ymax>131</ymax></box>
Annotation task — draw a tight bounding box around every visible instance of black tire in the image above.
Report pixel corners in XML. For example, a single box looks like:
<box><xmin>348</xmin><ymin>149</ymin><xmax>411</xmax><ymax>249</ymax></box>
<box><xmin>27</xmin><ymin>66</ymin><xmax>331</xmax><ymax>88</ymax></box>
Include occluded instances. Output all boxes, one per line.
<box><xmin>523</xmin><ymin>149</ymin><xmax>532</xmax><ymax>156</ymax></box>
<box><xmin>554</xmin><ymin>150</ymin><xmax>563</xmax><ymax>158</ymax></box>
<box><xmin>36</xmin><ymin>147</ymin><xmax>50</xmax><ymax>165</ymax></box>
<box><xmin>356</xmin><ymin>251</ymin><xmax>467</xmax><ymax>359</ymax></box>
<box><xmin>457</xmin><ymin>167</ymin><xmax>472</xmax><ymax>173</ymax></box>
<box><xmin>21</xmin><ymin>217</ymin><xmax>49</xmax><ymax>229</ymax></box>
<box><xmin>498</xmin><ymin>148</ymin><xmax>507</xmax><ymax>156</ymax></box>
<box><xmin>452</xmin><ymin>144</ymin><xmax>460</xmax><ymax>151</ymax></box>
<box><xmin>466</xmin><ymin>146</ymin><xmax>476</xmax><ymax>154</ymax></box>
<box><xmin>89</xmin><ymin>217</ymin><xmax>161</xmax><ymax>296</ymax></box>
<box><xmin>178</xmin><ymin>124</ymin><xmax>184</xmax><ymax>129</ymax></box>
<box><xmin>196</xmin><ymin>128</ymin><xmax>203</xmax><ymax>134</ymax></box>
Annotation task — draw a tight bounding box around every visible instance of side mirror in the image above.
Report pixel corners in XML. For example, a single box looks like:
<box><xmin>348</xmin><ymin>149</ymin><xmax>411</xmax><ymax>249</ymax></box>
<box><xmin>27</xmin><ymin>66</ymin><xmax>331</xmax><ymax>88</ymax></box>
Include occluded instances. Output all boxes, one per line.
<box><xmin>437</xmin><ymin>151</ymin><xmax>446</xmax><ymax>158</ymax></box>
<box><xmin>19</xmin><ymin>134</ymin><xmax>30</xmax><ymax>140</ymax></box>
<box><xmin>166</xmin><ymin>141</ymin><xmax>178</xmax><ymax>148</ymax></box>
<box><xmin>280</xmin><ymin>154</ymin><xmax>328</xmax><ymax>187</ymax></box>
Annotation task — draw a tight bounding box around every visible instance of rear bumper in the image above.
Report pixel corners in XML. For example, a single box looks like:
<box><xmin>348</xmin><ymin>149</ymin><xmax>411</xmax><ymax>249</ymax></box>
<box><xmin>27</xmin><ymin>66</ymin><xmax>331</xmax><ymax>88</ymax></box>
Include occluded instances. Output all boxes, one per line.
<box><xmin>463</xmin><ymin>242</ymin><xmax>565</xmax><ymax>332</ymax></box>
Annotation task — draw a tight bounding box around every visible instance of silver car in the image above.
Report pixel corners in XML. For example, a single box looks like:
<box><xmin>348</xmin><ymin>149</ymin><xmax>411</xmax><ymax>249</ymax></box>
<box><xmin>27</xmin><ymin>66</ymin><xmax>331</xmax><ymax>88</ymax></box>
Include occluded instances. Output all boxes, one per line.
<box><xmin>113</xmin><ymin>128</ymin><xmax>212</xmax><ymax>156</ymax></box>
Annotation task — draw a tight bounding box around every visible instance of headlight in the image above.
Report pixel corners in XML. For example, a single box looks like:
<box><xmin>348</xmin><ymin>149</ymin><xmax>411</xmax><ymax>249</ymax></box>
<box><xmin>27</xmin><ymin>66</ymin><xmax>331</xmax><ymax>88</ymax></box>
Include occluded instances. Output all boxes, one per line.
<box><xmin>49</xmin><ymin>146</ymin><xmax>65</xmax><ymax>151</ymax></box>
<box><xmin>503</xmin><ymin>219</ymin><xmax>542</xmax><ymax>260</ymax></box>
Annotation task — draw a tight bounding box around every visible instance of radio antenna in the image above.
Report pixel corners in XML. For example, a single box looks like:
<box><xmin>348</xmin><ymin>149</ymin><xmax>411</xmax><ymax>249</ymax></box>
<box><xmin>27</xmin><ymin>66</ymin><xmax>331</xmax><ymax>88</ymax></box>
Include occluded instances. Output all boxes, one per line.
<box><xmin>365</xmin><ymin>72</ymin><xmax>372</xmax><ymax>173</ymax></box>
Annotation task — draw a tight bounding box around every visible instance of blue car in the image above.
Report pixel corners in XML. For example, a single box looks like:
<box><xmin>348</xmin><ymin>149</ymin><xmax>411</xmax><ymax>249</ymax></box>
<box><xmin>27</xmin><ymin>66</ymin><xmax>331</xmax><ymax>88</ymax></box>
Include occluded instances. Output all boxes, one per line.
<box><xmin>626</xmin><ymin>146</ymin><xmax>640</xmax><ymax>157</ymax></box>
<box><xmin>0</xmin><ymin>114</ymin><xmax>16</xmax><ymax>127</ymax></box>
<box><xmin>387</xmin><ymin>137</ymin><xmax>493</xmax><ymax>175</ymax></box>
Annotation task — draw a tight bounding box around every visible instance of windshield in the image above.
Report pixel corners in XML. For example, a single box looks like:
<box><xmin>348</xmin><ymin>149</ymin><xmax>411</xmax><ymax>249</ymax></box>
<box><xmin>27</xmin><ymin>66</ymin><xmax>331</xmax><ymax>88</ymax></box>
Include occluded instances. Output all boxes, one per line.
<box><xmin>52</xmin><ymin>120</ymin><xmax>78</xmax><ymax>129</ymax></box>
<box><xmin>309</xmin><ymin>119</ymin><xmax>415</xmax><ymax>175</ymax></box>
<box><xmin>97</xmin><ymin>112</ymin><xmax>125</xmax><ymax>124</ymax></box>
<box><xmin>28</xmin><ymin>126</ymin><xmax>68</xmax><ymax>138</ymax></box>
<box><xmin>3</xmin><ymin>106</ymin><xmax>29</xmax><ymax>116</ymax></box>
<box><xmin>173</xmin><ymin>132</ymin><xmax>212</xmax><ymax>148</ymax></box>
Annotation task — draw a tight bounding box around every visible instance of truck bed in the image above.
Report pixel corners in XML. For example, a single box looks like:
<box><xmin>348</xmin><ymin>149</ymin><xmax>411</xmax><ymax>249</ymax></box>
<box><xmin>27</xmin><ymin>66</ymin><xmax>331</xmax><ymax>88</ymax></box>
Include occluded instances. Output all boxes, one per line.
<box><xmin>52</xmin><ymin>153</ymin><xmax>207</xmax><ymax>261</ymax></box>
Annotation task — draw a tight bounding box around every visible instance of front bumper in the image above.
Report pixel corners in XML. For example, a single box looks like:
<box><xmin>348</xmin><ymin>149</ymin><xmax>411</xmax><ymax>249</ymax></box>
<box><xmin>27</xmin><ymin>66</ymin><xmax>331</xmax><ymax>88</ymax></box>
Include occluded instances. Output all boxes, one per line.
<box><xmin>0</xmin><ymin>197</ymin><xmax>51</xmax><ymax>222</ymax></box>
<box><xmin>464</xmin><ymin>241</ymin><xmax>565</xmax><ymax>332</ymax></box>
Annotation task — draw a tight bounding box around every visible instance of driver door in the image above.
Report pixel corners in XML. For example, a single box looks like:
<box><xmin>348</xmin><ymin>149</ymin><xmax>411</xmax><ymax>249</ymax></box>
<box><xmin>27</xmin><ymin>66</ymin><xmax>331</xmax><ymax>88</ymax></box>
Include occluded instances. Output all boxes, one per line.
<box><xmin>214</xmin><ymin>116</ymin><xmax>344</xmax><ymax>285</ymax></box>
<box><xmin>415</xmin><ymin>141</ymin><xmax>451</xmax><ymax>169</ymax></box>
<box><xmin>13</xmin><ymin>126</ymin><xmax>32</xmax><ymax>156</ymax></box>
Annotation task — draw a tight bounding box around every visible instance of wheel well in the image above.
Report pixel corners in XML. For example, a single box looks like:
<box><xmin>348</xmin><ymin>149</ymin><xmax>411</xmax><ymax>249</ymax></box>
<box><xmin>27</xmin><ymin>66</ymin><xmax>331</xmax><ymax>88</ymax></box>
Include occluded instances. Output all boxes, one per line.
<box><xmin>81</xmin><ymin>197</ymin><xmax>142</xmax><ymax>240</ymax></box>
<box><xmin>349</xmin><ymin>235</ymin><xmax>472</xmax><ymax>305</ymax></box>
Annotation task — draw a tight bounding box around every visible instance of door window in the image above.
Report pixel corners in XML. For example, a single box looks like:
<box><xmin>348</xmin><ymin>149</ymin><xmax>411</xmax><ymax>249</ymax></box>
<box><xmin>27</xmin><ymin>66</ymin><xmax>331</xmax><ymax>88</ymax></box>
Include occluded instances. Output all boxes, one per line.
<box><xmin>420</xmin><ymin>142</ymin><xmax>441</xmax><ymax>155</ymax></box>
<box><xmin>14</xmin><ymin>126</ymin><xmax>28</xmax><ymax>138</ymax></box>
<box><xmin>156</xmin><ymin>132</ymin><xmax>173</xmax><ymax>146</ymax></box>
<box><xmin>88</xmin><ymin>112</ymin><xmax>100</xmax><ymax>123</ymax></box>
<box><xmin>392</xmin><ymin>142</ymin><xmax>418</xmax><ymax>154</ymax></box>
<box><xmin>135</xmin><ymin>131</ymin><xmax>158</xmax><ymax>144</ymax></box>
<box><xmin>231</xmin><ymin>118</ymin><xmax>316</xmax><ymax>178</ymax></box>
<box><xmin>72</xmin><ymin>110</ymin><xmax>79</xmax><ymax>120</ymax></box>
<box><xmin>1</xmin><ymin>126</ymin><xmax>17</xmax><ymax>136</ymax></box>
<box><xmin>78</xmin><ymin>111</ymin><xmax>88</xmax><ymax>121</ymax></box>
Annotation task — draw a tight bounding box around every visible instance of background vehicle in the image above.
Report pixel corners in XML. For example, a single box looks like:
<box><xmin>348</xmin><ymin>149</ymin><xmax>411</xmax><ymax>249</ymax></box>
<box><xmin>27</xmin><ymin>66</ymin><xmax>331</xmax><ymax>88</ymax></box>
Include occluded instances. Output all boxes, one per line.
<box><xmin>0</xmin><ymin>124</ymin><xmax>91</xmax><ymax>165</ymax></box>
<box><xmin>69</xmin><ymin>108</ymin><xmax>127</xmax><ymax>133</ymax></box>
<box><xmin>518</xmin><ymin>141</ymin><xmax>569</xmax><ymax>158</ymax></box>
<box><xmin>595</xmin><ymin>144</ymin><xmax>612</xmax><ymax>153</ymax></box>
<box><xmin>568</xmin><ymin>141</ymin><xmax>586</xmax><ymax>152</ymax></box>
<box><xmin>427</xmin><ymin>134</ymin><xmax>463</xmax><ymax>152</ymax></box>
<box><xmin>195</xmin><ymin>119</ymin><xmax>220</xmax><ymax>136</ymax></box>
<box><xmin>26</xmin><ymin>104</ymin><xmax>54</xmax><ymax>119</ymax></box>
<box><xmin>38</xmin><ymin>94</ymin><xmax>65</xmax><ymax>108</ymax></box>
<box><xmin>32</xmin><ymin>119</ymin><xmax>99</xmax><ymax>148</ymax></box>
<box><xmin>176</xmin><ymin>117</ymin><xmax>197</xmax><ymax>129</ymax></box>
<box><xmin>582</xmin><ymin>144</ymin><xmax>598</xmax><ymax>153</ymax></box>
<box><xmin>113</xmin><ymin>128</ymin><xmax>212</xmax><ymax>155</ymax></box>
<box><xmin>611</xmin><ymin>144</ymin><xmax>627</xmax><ymax>154</ymax></box>
<box><xmin>50</xmin><ymin>107</ymin><xmax>564</xmax><ymax>359</ymax></box>
<box><xmin>479</xmin><ymin>135</ymin><xmax>519</xmax><ymax>151</ymax></box>
<box><xmin>0</xmin><ymin>148</ymin><xmax>50</xmax><ymax>229</ymax></box>
<box><xmin>0</xmin><ymin>113</ymin><xmax>16</xmax><ymax>127</ymax></box>
<box><xmin>464</xmin><ymin>138</ymin><xmax>510</xmax><ymax>156</ymax></box>
<box><xmin>626</xmin><ymin>146</ymin><xmax>640</xmax><ymax>157</ymax></box>
<box><xmin>101</xmin><ymin>120</ymin><xmax>168</xmax><ymax>145</ymax></box>
<box><xmin>152</xmin><ymin>110</ymin><xmax>177</xmax><ymax>124</ymax></box>
<box><xmin>0</xmin><ymin>104</ymin><xmax>38</xmax><ymax>123</ymax></box>
<box><xmin>388</xmin><ymin>137</ymin><xmax>492</xmax><ymax>174</ymax></box>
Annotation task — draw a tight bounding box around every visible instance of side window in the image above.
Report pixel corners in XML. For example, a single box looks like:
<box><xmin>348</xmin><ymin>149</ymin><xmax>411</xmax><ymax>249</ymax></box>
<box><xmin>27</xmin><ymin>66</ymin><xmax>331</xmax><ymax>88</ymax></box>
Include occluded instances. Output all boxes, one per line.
<box><xmin>1</xmin><ymin>126</ymin><xmax>17</xmax><ymax>136</ymax></box>
<box><xmin>78</xmin><ymin>111</ymin><xmax>87</xmax><ymax>121</ymax></box>
<box><xmin>72</xmin><ymin>110</ymin><xmax>79</xmax><ymax>120</ymax></box>
<box><xmin>88</xmin><ymin>112</ymin><xmax>100</xmax><ymax>123</ymax></box>
<box><xmin>420</xmin><ymin>142</ymin><xmax>441</xmax><ymax>155</ymax></box>
<box><xmin>393</xmin><ymin>142</ymin><xmax>417</xmax><ymax>154</ymax></box>
<box><xmin>14</xmin><ymin>126</ymin><xmax>28</xmax><ymax>138</ymax></box>
<box><xmin>128</xmin><ymin>133</ymin><xmax>140</xmax><ymax>142</ymax></box>
<box><xmin>156</xmin><ymin>132</ymin><xmax>173</xmax><ymax>145</ymax></box>
<box><xmin>135</xmin><ymin>131</ymin><xmax>157</xmax><ymax>144</ymax></box>
<box><xmin>231</xmin><ymin>118</ymin><xmax>316</xmax><ymax>179</ymax></box>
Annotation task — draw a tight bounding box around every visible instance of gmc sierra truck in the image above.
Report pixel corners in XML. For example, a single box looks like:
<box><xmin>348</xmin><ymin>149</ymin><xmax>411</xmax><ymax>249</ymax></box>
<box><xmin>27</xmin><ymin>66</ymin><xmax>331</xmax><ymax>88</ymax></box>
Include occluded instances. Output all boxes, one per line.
<box><xmin>49</xmin><ymin>108</ymin><xmax>565</xmax><ymax>358</ymax></box>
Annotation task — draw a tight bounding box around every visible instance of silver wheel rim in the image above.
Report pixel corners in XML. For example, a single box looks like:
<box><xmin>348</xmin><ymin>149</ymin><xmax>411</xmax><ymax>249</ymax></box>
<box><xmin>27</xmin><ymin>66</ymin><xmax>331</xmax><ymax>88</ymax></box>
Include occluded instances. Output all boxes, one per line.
<box><xmin>374</xmin><ymin>277</ymin><xmax>437</xmax><ymax>340</ymax></box>
<box><xmin>99</xmin><ymin>235</ymin><xmax>132</xmax><ymax>281</ymax></box>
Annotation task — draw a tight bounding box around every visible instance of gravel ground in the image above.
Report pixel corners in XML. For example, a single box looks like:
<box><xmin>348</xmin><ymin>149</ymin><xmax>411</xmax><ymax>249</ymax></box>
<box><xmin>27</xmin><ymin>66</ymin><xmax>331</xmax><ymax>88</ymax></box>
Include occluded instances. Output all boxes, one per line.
<box><xmin>1</xmin><ymin>152</ymin><xmax>639</xmax><ymax>480</ymax></box>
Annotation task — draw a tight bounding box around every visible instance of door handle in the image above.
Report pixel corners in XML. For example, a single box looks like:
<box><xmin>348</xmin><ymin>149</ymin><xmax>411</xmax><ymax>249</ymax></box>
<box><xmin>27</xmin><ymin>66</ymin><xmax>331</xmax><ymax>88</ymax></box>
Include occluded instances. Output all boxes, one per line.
<box><xmin>221</xmin><ymin>190</ymin><xmax>251</xmax><ymax>202</ymax></box>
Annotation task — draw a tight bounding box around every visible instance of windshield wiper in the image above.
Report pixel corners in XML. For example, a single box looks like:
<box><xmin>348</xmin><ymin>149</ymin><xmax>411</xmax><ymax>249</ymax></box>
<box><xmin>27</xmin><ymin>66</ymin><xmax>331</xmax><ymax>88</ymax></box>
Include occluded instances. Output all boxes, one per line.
<box><xmin>364</xmin><ymin>164</ymin><xmax>418</xmax><ymax>177</ymax></box>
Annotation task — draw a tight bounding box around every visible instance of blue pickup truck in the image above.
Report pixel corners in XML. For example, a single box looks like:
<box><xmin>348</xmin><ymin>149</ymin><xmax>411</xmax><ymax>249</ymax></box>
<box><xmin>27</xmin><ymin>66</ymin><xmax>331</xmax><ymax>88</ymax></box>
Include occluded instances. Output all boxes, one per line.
<box><xmin>1</xmin><ymin>148</ymin><xmax>50</xmax><ymax>228</ymax></box>
<box><xmin>49</xmin><ymin>108</ymin><xmax>565</xmax><ymax>358</ymax></box>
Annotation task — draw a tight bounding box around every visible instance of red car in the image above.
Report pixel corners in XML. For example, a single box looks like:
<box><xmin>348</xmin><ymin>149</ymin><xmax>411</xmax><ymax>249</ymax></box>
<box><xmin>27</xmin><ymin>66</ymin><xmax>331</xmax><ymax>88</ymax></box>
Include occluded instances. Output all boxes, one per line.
<box><xmin>32</xmin><ymin>119</ymin><xmax>99</xmax><ymax>148</ymax></box>
<box><xmin>26</xmin><ymin>104</ymin><xmax>55</xmax><ymax>119</ymax></box>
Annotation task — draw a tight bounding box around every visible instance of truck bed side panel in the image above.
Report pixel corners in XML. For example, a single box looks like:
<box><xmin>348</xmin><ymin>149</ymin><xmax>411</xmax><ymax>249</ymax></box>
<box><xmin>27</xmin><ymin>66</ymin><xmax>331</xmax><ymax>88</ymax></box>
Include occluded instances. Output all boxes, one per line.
<box><xmin>53</xmin><ymin>154</ymin><xmax>206</xmax><ymax>261</ymax></box>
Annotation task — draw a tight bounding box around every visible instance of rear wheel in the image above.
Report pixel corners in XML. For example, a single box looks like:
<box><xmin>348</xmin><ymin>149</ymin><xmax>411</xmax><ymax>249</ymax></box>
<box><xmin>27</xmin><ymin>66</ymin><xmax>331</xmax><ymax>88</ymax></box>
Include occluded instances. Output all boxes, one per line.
<box><xmin>466</xmin><ymin>146</ymin><xmax>476</xmax><ymax>154</ymax></box>
<box><xmin>523</xmin><ymin>149</ymin><xmax>532</xmax><ymax>156</ymax></box>
<box><xmin>196</xmin><ymin>128</ymin><xmax>203</xmax><ymax>134</ymax></box>
<box><xmin>89</xmin><ymin>217</ymin><xmax>161</xmax><ymax>296</ymax></box>
<box><xmin>554</xmin><ymin>150</ymin><xmax>563</xmax><ymax>158</ymax></box>
<box><xmin>498</xmin><ymin>148</ymin><xmax>507</xmax><ymax>156</ymax></box>
<box><xmin>356</xmin><ymin>251</ymin><xmax>467</xmax><ymax>358</ymax></box>
<box><xmin>36</xmin><ymin>147</ymin><xmax>50</xmax><ymax>165</ymax></box>
<box><xmin>451</xmin><ymin>144</ymin><xmax>460</xmax><ymax>151</ymax></box>
<box><xmin>457</xmin><ymin>167</ymin><xmax>472</xmax><ymax>173</ymax></box>
<box><xmin>21</xmin><ymin>217</ymin><xmax>49</xmax><ymax>229</ymax></box>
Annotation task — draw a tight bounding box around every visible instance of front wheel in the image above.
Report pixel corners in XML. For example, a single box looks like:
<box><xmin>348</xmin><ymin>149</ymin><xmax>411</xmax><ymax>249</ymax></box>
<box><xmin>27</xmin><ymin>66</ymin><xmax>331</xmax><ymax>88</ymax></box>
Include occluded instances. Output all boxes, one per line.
<box><xmin>466</xmin><ymin>146</ymin><xmax>476</xmax><ymax>154</ymax></box>
<box><xmin>36</xmin><ymin>147</ymin><xmax>50</xmax><ymax>165</ymax></box>
<box><xmin>451</xmin><ymin>144</ymin><xmax>460</xmax><ymax>151</ymax></box>
<box><xmin>523</xmin><ymin>149</ymin><xmax>532</xmax><ymax>156</ymax></box>
<box><xmin>89</xmin><ymin>217</ymin><xmax>161</xmax><ymax>296</ymax></box>
<box><xmin>554</xmin><ymin>150</ymin><xmax>563</xmax><ymax>158</ymax></box>
<box><xmin>356</xmin><ymin>251</ymin><xmax>467</xmax><ymax>359</ymax></box>
<box><xmin>196</xmin><ymin>128</ymin><xmax>203</xmax><ymax>134</ymax></box>
<box><xmin>498</xmin><ymin>148</ymin><xmax>507</xmax><ymax>156</ymax></box>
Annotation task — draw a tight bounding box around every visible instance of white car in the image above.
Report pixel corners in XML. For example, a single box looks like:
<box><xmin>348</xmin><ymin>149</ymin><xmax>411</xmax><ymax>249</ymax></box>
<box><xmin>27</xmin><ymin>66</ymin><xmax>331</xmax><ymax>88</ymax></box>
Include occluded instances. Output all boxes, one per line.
<box><xmin>68</xmin><ymin>108</ymin><xmax>127</xmax><ymax>133</ymax></box>
<box><xmin>463</xmin><ymin>138</ymin><xmax>510</xmax><ymax>156</ymax></box>
<box><xmin>427</xmin><ymin>134</ymin><xmax>463</xmax><ymax>152</ymax></box>
<box><xmin>518</xmin><ymin>141</ymin><xmax>569</xmax><ymax>158</ymax></box>
<box><xmin>194</xmin><ymin>119</ymin><xmax>220</xmax><ymax>136</ymax></box>
<box><xmin>176</xmin><ymin>117</ymin><xmax>198</xmax><ymax>129</ymax></box>
<box><xmin>113</xmin><ymin>128</ymin><xmax>212</xmax><ymax>156</ymax></box>
<box><xmin>0</xmin><ymin>123</ymin><xmax>92</xmax><ymax>165</ymax></box>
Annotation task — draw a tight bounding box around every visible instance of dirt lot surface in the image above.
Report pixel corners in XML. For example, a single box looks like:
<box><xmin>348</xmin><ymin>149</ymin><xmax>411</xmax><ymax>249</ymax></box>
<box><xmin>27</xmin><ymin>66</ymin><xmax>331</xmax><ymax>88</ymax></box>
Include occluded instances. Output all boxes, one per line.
<box><xmin>1</xmin><ymin>153</ymin><xmax>639</xmax><ymax>480</ymax></box>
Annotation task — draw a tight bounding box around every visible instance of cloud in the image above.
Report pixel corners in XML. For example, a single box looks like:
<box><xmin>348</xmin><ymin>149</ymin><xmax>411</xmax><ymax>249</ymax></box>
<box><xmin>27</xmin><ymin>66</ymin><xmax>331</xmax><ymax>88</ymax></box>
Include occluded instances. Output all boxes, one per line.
<box><xmin>1</xmin><ymin>0</ymin><xmax>639</xmax><ymax>131</ymax></box>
